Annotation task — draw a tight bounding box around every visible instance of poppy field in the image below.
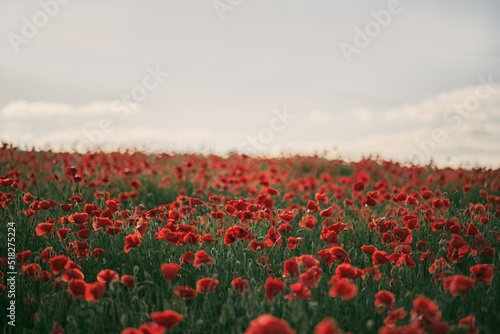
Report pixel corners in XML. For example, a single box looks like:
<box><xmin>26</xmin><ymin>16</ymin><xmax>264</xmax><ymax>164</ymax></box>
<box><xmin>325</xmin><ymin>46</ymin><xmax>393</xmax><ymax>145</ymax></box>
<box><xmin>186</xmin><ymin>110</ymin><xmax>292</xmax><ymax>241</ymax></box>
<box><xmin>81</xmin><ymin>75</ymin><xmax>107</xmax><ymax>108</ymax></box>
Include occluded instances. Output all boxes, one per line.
<box><xmin>0</xmin><ymin>144</ymin><xmax>499</xmax><ymax>334</ymax></box>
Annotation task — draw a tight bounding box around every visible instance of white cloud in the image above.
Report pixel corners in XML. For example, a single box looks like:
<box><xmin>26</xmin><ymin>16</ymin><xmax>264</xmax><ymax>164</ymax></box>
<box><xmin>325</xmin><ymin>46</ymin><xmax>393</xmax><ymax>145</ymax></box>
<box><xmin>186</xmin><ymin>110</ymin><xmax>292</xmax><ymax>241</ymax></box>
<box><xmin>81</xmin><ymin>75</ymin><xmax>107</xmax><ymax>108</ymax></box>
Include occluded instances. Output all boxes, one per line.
<box><xmin>352</xmin><ymin>108</ymin><xmax>373</xmax><ymax>122</ymax></box>
<box><xmin>1</xmin><ymin>100</ymin><xmax>141</xmax><ymax>119</ymax></box>
<box><xmin>384</xmin><ymin>83</ymin><xmax>500</xmax><ymax>123</ymax></box>
<box><xmin>251</xmin><ymin>84</ymin><xmax>500</xmax><ymax>168</ymax></box>
<box><xmin>0</xmin><ymin>99</ymin><xmax>211</xmax><ymax>153</ymax></box>
<box><xmin>2</xmin><ymin>100</ymin><xmax>72</xmax><ymax>119</ymax></box>
<box><xmin>1</xmin><ymin>83</ymin><xmax>499</xmax><ymax>168</ymax></box>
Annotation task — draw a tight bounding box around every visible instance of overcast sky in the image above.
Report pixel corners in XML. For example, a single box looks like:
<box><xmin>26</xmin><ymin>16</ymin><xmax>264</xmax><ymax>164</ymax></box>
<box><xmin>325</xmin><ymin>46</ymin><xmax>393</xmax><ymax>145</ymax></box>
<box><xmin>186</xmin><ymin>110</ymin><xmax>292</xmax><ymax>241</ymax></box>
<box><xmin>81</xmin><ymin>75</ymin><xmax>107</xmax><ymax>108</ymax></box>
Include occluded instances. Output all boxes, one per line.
<box><xmin>1</xmin><ymin>0</ymin><xmax>499</xmax><ymax>167</ymax></box>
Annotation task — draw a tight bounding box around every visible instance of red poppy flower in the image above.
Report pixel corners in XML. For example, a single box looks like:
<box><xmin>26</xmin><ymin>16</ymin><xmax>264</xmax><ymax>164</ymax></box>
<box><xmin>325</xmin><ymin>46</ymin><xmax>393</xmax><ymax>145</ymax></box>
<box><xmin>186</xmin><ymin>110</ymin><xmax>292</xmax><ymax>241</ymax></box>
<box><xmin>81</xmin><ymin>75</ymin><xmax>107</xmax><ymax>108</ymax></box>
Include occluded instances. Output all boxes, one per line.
<box><xmin>363</xmin><ymin>195</ymin><xmax>377</xmax><ymax>206</ymax></box>
<box><xmin>421</xmin><ymin>189</ymin><xmax>433</xmax><ymax>199</ymax></box>
<box><xmin>446</xmin><ymin>235</ymin><xmax>472</xmax><ymax>263</ymax></box>
<box><xmin>225</xmin><ymin>204</ymin><xmax>236</xmax><ymax>215</ymax></box>
<box><xmin>419</xmin><ymin>250</ymin><xmax>435</xmax><ymax>262</ymax></box>
<box><xmin>298</xmin><ymin>254</ymin><xmax>319</xmax><ymax>268</ymax></box>
<box><xmin>314</xmin><ymin>317</ymin><xmax>342</xmax><ymax>334</ymax></box>
<box><xmin>318</xmin><ymin>248</ymin><xmax>335</xmax><ymax>267</ymax></box>
<box><xmin>151</xmin><ymin>310</ymin><xmax>183</xmax><ymax>330</ymax></box>
<box><xmin>319</xmin><ymin>206</ymin><xmax>333</xmax><ymax>217</ymax></box>
<box><xmin>283</xmin><ymin>259</ymin><xmax>300</xmax><ymax>279</ymax></box>
<box><xmin>428</xmin><ymin>320</ymin><xmax>450</xmax><ymax>334</ymax></box>
<box><xmin>161</xmin><ymin>263</ymin><xmax>182</xmax><ymax>281</ymax></box>
<box><xmin>51</xmin><ymin>322</ymin><xmax>65</xmax><ymax>334</ymax></box>
<box><xmin>181</xmin><ymin>232</ymin><xmax>200</xmax><ymax>245</ymax></box>
<box><xmin>210</xmin><ymin>211</ymin><xmax>225</xmax><ymax>219</ymax></box>
<box><xmin>239</xmin><ymin>210</ymin><xmax>254</xmax><ymax>222</ymax></box>
<box><xmin>248</xmin><ymin>241</ymin><xmax>266</xmax><ymax>253</ymax></box>
<box><xmin>374</xmin><ymin>290</ymin><xmax>395</xmax><ymax>312</ymax></box>
<box><xmin>21</xmin><ymin>263</ymin><xmax>42</xmax><ymax>277</ymax></box>
<box><xmin>180</xmin><ymin>252</ymin><xmax>194</xmax><ymax>265</ymax></box>
<box><xmin>264</xmin><ymin>187</ymin><xmax>279</xmax><ymax>196</ymax></box>
<box><xmin>193</xmin><ymin>250</ymin><xmax>214</xmax><ymax>267</ymax></box>
<box><xmin>49</xmin><ymin>255</ymin><xmax>71</xmax><ymax>275</ymax></box>
<box><xmin>329</xmin><ymin>278</ymin><xmax>357</xmax><ymax>300</ymax></box>
<box><xmin>285</xmin><ymin>282</ymin><xmax>312</xmax><ymax>300</ymax></box>
<box><xmin>428</xmin><ymin>258</ymin><xmax>451</xmax><ymax>282</ymax></box>
<box><xmin>245</xmin><ymin>314</ymin><xmax>295</xmax><ymax>334</ymax></box>
<box><xmin>395</xmin><ymin>253</ymin><xmax>416</xmax><ymax>269</ymax></box>
<box><xmin>256</xmin><ymin>256</ymin><xmax>271</xmax><ymax>266</ymax></box>
<box><xmin>69</xmin><ymin>212</ymin><xmax>89</xmax><ymax>225</ymax></box>
<box><xmin>378</xmin><ymin>321</ymin><xmax>423</xmax><ymax>334</ymax></box>
<box><xmin>393</xmin><ymin>227</ymin><xmax>412</xmax><ymax>244</ymax></box>
<box><xmin>71</xmin><ymin>240</ymin><xmax>90</xmax><ymax>259</ymax></box>
<box><xmin>62</xmin><ymin>268</ymin><xmax>85</xmax><ymax>282</ymax></box>
<box><xmin>97</xmin><ymin>269</ymin><xmax>119</xmax><ymax>283</ymax></box>
<box><xmin>458</xmin><ymin>315</ymin><xmax>478</xmax><ymax>334</ymax></box>
<box><xmin>383</xmin><ymin>307</ymin><xmax>407</xmax><ymax>326</ymax></box>
<box><xmin>224</xmin><ymin>228</ymin><xmax>238</xmax><ymax>245</ymax></box>
<box><xmin>278</xmin><ymin>212</ymin><xmax>295</xmax><ymax>223</ymax></box>
<box><xmin>330</xmin><ymin>247</ymin><xmax>351</xmax><ymax>264</ymax></box>
<box><xmin>264</xmin><ymin>277</ymin><xmax>285</xmax><ymax>303</ymax></box>
<box><xmin>372</xmin><ymin>250</ymin><xmax>390</xmax><ymax>268</ymax></box>
<box><xmin>35</xmin><ymin>221</ymin><xmax>55</xmax><ymax>237</ymax></box>
<box><xmin>442</xmin><ymin>275</ymin><xmax>474</xmax><ymax>296</ymax></box>
<box><xmin>77</xmin><ymin>228</ymin><xmax>90</xmax><ymax>239</ymax></box>
<box><xmin>320</xmin><ymin>229</ymin><xmax>338</xmax><ymax>244</ymax></box>
<box><xmin>362</xmin><ymin>267</ymin><xmax>382</xmax><ymax>281</ymax></box>
<box><xmin>306</xmin><ymin>201</ymin><xmax>319</xmax><ymax>212</ymax></box>
<box><xmin>279</xmin><ymin>224</ymin><xmax>293</xmax><ymax>234</ymax></box>
<box><xmin>465</xmin><ymin>223</ymin><xmax>479</xmax><ymax>237</ymax></box>
<box><xmin>124</xmin><ymin>234</ymin><xmax>141</xmax><ymax>253</ymax></box>
<box><xmin>69</xmin><ymin>262</ymin><xmax>81</xmax><ymax>269</ymax></box>
<box><xmin>40</xmin><ymin>247</ymin><xmax>54</xmax><ymax>262</ymax></box>
<box><xmin>196</xmin><ymin>277</ymin><xmax>219</xmax><ymax>293</ymax></box>
<box><xmin>299</xmin><ymin>266</ymin><xmax>322</xmax><ymax>288</ymax></box>
<box><xmin>202</xmin><ymin>234</ymin><xmax>215</xmax><ymax>243</ymax></box>
<box><xmin>265</xmin><ymin>227</ymin><xmax>282</xmax><ymax>246</ymax></box>
<box><xmin>299</xmin><ymin>215</ymin><xmax>317</xmax><ymax>230</ymax></box>
<box><xmin>136</xmin><ymin>322</ymin><xmax>164</xmax><ymax>334</ymax></box>
<box><xmin>188</xmin><ymin>197</ymin><xmax>204</xmax><ymax>206</ymax></box>
<box><xmin>85</xmin><ymin>282</ymin><xmax>106</xmax><ymax>302</ymax></box>
<box><xmin>23</xmin><ymin>192</ymin><xmax>36</xmax><ymax>203</ymax></box>
<box><xmin>352</xmin><ymin>181</ymin><xmax>365</xmax><ymax>192</ymax></box>
<box><xmin>469</xmin><ymin>264</ymin><xmax>494</xmax><ymax>284</ymax></box>
<box><xmin>121</xmin><ymin>275</ymin><xmax>135</xmax><ymax>288</ymax></box>
<box><xmin>106</xmin><ymin>199</ymin><xmax>120</xmax><ymax>212</ymax></box>
<box><xmin>57</xmin><ymin>228</ymin><xmax>71</xmax><ymax>240</ymax></box>
<box><xmin>91</xmin><ymin>248</ymin><xmax>104</xmax><ymax>260</ymax></box>
<box><xmin>93</xmin><ymin>217</ymin><xmax>113</xmax><ymax>231</ymax></box>
<box><xmin>231</xmin><ymin>277</ymin><xmax>250</xmax><ymax>294</ymax></box>
<box><xmin>411</xmin><ymin>296</ymin><xmax>441</xmax><ymax>324</ymax></box>
<box><xmin>335</xmin><ymin>263</ymin><xmax>364</xmax><ymax>280</ymax></box>
<box><xmin>361</xmin><ymin>245</ymin><xmax>377</xmax><ymax>255</ymax></box>
<box><xmin>173</xmin><ymin>285</ymin><xmax>197</xmax><ymax>300</ymax></box>
<box><xmin>67</xmin><ymin>279</ymin><xmax>87</xmax><ymax>300</ymax></box>
<box><xmin>39</xmin><ymin>199</ymin><xmax>57</xmax><ymax>210</ymax></box>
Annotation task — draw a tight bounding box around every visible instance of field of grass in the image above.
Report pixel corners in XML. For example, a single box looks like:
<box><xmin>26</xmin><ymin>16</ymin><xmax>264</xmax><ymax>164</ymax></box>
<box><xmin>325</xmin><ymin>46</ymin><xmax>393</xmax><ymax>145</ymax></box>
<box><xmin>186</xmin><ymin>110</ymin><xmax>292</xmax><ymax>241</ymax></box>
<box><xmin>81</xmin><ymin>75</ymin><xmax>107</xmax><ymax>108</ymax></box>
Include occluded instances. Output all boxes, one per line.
<box><xmin>0</xmin><ymin>145</ymin><xmax>499</xmax><ymax>333</ymax></box>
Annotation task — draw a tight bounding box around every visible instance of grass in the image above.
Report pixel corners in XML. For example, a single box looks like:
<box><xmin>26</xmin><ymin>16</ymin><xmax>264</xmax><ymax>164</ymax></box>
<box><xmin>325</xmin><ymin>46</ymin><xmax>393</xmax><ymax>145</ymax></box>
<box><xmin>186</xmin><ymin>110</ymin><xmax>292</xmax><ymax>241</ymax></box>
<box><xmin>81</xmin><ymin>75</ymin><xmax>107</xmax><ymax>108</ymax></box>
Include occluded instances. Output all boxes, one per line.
<box><xmin>0</xmin><ymin>146</ymin><xmax>499</xmax><ymax>333</ymax></box>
